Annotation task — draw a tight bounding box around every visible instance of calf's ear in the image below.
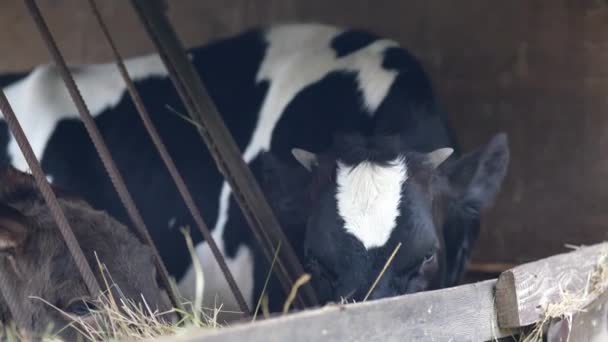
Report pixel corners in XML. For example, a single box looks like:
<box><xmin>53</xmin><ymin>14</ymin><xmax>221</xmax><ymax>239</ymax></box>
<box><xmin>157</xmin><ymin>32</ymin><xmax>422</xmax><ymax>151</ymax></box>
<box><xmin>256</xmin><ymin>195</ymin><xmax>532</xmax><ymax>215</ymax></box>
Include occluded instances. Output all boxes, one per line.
<box><xmin>426</xmin><ymin>147</ymin><xmax>454</xmax><ymax>169</ymax></box>
<box><xmin>0</xmin><ymin>203</ymin><xmax>28</xmax><ymax>251</ymax></box>
<box><xmin>443</xmin><ymin>133</ymin><xmax>510</xmax><ymax>212</ymax></box>
<box><xmin>292</xmin><ymin>148</ymin><xmax>318</xmax><ymax>172</ymax></box>
<box><xmin>439</xmin><ymin>133</ymin><xmax>509</xmax><ymax>286</ymax></box>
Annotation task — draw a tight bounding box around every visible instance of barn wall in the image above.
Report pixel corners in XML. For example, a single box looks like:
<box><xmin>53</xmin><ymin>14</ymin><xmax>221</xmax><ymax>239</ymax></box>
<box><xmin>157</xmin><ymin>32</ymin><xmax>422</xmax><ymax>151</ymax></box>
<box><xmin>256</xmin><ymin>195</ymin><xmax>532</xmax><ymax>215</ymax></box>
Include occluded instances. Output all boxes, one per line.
<box><xmin>1</xmin><ymin>0</ymin><xmax>607</xmax><ymax>265</ymax></box>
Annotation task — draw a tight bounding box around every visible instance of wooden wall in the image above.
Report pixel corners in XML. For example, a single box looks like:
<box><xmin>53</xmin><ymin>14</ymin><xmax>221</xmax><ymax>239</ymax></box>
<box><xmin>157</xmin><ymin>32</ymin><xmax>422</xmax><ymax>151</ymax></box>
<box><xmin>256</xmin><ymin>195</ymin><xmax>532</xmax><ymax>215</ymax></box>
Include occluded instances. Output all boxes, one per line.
<box><xmin>1</xmin><ymin>0</ymin><xmax>608</xmax><ymax>266</ymax></box>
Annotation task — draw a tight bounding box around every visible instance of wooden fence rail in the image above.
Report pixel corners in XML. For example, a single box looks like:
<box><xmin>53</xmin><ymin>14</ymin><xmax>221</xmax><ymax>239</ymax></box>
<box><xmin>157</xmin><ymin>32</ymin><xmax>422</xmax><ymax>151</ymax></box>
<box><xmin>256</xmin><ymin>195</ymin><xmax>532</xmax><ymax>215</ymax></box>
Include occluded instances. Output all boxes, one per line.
<box><xmin>153</xmin><ymin>242</ymin><xmax>608</xmax><ymax>342</ymax></box>
<box><xmin>496</xmin><ymin>242</ymin><xmax>608</xmax><ymax>328</ymax></box>
<box><xmin>160</xmin><ymin>279</ymin><xmax>515</xmax><ymax>342</ymax></box>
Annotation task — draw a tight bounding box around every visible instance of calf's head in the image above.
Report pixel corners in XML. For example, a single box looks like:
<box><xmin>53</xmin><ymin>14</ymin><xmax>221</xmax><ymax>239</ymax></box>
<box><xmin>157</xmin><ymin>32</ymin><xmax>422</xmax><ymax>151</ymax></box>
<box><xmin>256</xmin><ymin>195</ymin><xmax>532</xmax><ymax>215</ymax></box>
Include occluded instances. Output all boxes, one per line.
<box><xmin>261</xmin><ymin>132</ymin><xmax>509</xmax><ymax>304</ymax></box>
<box><xmin>0</xmin><ymin>167</ymin><xmax>172</xmax><ymax>339</ymax></box>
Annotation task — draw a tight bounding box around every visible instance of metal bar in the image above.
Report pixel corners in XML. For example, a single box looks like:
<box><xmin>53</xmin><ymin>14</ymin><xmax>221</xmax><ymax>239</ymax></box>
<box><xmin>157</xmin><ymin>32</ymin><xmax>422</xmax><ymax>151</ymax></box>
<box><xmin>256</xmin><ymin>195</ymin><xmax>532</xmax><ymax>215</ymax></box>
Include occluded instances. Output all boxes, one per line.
<box><xmin>23</xmin><ymin>0</ymin><xmax>183</xmax><ymax>312</ymax></box>
<box><xmin>0</xmin><ymin>272</ymin><xmax>32</xmax><ymax>340</ymax></box>
<box><xmin>0</xmin><ymin>90</ymin><xmax>102</xmax><ymax>297</ymax></box>
<box><xmin>129</xmin><ymin>0</ymin><xmax>291</xmax><ymax>302</ymax></box>
<box><xmin>86</xmin><ymin>0</ymin><xmax>250</xmax><ymax>315</ymax></box>
<box><xmin>129</xmin><ymin>0</ymin><xmax>319</xmax><ymax>309</ymax></box>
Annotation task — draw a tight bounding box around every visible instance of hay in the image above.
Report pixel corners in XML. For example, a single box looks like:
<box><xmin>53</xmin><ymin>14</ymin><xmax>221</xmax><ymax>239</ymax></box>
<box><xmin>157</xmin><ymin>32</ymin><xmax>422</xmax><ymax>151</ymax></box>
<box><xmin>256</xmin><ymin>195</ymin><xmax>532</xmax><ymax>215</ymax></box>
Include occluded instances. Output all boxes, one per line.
<box><xmin>58</xmin><ymin>228</ymin><xmax>223</xmax><ymax>341</ymax></box>
<box><xmin>0</xmin><ymin>225</ymin><xmax>323</xmax><ymax>341</ymax></box>
<box><xmin>0</xmin><ymin>228</ymin><xmax>226</xmax><ymax>341</ymax></box>
<box><xmin>520</xmin><ymin>249</ymin><xmax>608</xmax><ymax>342</ymax></box>
<box><xmin>363</xmin><ymin>242</ymin><xmax>402</xmax><ymax>302</ymax></box>
<box><xmin>252</xmin><ymin>241</ymin><xmax>281</xmax><ymax>321</ymax></box>
<box><xmin>32</xmin><ymin>259</ymin><xmax>221</xmax><ymax>341</ymax></box>
<box><xmin>281</xmin><ymin>274</ymin><xmax>312</xmax><ymax>314</ymax></box>
<box><xmin>0</xmin><ymin>279</ymin><xmax>223</xmax><ymax>342</ymax></box>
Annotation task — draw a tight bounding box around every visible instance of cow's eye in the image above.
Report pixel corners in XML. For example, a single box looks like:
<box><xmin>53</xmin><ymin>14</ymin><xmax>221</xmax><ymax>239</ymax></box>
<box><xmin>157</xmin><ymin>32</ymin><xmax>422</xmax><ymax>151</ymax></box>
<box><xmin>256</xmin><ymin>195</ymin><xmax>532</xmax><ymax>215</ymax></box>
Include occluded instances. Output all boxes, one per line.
<box><xmin>65</xmin><ymin>299</ymin><xmax>97</xmax><ymax>316</ymax></box>
<box><xmin>422</xmin><ymin>253</ymin><xmax>435</xmax><ymax>265</ymax></box>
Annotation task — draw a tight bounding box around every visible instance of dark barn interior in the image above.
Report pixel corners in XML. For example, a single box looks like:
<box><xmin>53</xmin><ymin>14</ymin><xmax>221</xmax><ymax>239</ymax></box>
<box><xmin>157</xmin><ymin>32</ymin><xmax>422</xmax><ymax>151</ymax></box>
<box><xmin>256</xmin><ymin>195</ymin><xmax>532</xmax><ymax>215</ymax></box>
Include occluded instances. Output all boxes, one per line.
<box><xmin>4</xmin><ymin>0</ymin><xmax>602</xmax><ymax>270</ymax></box>
<box><xmin>1</xmin><ymin>0</ymin><xmax>607</xmax><ymax>340</ymax></box>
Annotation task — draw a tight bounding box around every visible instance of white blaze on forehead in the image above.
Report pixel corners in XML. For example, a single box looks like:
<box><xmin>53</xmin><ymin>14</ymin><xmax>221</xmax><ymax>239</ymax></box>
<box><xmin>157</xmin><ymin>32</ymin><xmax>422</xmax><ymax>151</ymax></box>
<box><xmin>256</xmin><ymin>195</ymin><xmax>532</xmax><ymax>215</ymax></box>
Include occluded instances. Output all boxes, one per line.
<box><xmin>336</xmin><ymin>157</ymin><xmax>408</xmax><ymax>249</ymax></box>
<box><xmin>211</xmin><ymin>23</ymin><xmax>400</xmax><ymax>248</ymax></box>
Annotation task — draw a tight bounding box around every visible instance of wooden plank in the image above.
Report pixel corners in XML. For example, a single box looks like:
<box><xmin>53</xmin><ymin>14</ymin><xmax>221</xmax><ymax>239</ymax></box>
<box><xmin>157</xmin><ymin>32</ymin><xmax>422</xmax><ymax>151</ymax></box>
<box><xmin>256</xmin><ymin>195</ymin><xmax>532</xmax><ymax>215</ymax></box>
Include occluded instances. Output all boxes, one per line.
<box><xmin>549</xmin><ymin>289</ymin><xmax>608</xmax><ymax>342</ymax></box>
<box><xmin>467</xmin><ymin>261</ymin><xmax>517</xmax><ymax>274</ymax></box>
<box><xmin>155</xmin><ymin>280</ymin><xmax>516</xmax><ymax>342</ymax></box>
<box><xmin>495</xmin><ymin>242</ymin><xmax>608</xmax><ymax>328</ymax></box>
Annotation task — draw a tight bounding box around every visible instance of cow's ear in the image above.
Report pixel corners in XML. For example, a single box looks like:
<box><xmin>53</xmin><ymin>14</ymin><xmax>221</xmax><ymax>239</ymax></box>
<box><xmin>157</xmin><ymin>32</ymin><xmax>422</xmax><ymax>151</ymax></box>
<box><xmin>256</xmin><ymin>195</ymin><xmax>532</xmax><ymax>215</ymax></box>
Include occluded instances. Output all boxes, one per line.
<box><xmin>0</xmin><ymin>203</ymin><xmax>28</xmax><ymax>251</ymax></box>
<box><xmin>443</xmin><ymin>133</ymin><xmax>509</xmax><ymax>212</ymax></box>
<box><xmin>440</xmin><ymin>133</ymin><xmax>509</xmax><ymax>286</ymax></box>
<box><xmin>292</xmin><ymin>148</ymin><xmax>318</xmax><ymax>172</ymax></box>
<box><xmin>426</xmin><ymin>147</ymin><xmax>454</xmax><ymax>169</ymax></box>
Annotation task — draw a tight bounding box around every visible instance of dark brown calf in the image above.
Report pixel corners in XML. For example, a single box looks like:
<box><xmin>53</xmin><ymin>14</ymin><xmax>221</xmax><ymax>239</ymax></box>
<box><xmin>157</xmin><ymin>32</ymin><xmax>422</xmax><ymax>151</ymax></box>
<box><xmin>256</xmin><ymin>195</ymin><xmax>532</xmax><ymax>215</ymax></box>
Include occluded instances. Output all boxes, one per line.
<box><xmin>0</xmin><ymin>167</ymin><xmax>172</xmax><ymax>339</ymax></box>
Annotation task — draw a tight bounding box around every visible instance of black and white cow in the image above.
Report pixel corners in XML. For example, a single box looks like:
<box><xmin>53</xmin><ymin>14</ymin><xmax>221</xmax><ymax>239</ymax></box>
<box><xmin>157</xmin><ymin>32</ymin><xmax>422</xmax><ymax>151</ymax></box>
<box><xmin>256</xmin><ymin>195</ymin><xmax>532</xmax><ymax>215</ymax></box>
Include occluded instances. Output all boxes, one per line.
<box><xmin>0</xmin><ymin>23</ymin><xmax>509</xmax><ymax>313</ymax></box>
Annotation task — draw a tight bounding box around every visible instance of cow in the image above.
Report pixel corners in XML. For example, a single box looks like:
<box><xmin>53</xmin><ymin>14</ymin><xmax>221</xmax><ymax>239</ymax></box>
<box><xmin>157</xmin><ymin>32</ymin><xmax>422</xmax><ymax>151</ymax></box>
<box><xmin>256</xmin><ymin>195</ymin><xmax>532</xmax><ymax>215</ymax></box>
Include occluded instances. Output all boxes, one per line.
<box><xmin>0</xmin><ymin>166</ymin><xmax>173</xmax><ymax>339</ymax></box>
<box><xmin>0</xmin><ymin>23</ymin><xmax>509</xmax><ymax>316</ymax></box>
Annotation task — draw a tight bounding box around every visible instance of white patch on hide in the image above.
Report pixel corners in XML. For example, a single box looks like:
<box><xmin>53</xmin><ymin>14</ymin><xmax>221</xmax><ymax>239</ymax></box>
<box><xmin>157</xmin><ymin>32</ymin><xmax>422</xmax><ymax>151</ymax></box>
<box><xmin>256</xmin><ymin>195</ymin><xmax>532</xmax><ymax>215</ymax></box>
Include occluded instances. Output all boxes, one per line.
<box><xmin>250</xmin><ymin>24</ymin><xmax>398</xmax><ymax>162</ymax></box>
<box><xmin>1</xmin><ymin>54</ymin><xmax>167</xmax><ymax>171</ymax></box>
<box><xmin>178</xmin><ymin>239</ymin><xmax>255</xmax><ymax>313</ymax></box>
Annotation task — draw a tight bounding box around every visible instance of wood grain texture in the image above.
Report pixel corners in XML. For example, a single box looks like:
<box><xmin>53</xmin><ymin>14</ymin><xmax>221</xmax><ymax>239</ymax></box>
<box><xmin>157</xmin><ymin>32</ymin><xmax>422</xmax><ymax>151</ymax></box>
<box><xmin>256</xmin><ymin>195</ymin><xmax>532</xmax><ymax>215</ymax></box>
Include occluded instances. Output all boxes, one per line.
<box><xmin>154</xmin><ymin>280</ymin><xmax>516</xmax><ymax>342</ymax></box>
<box><xmin>495</xmin><ymin>242</ymin><xmax>608</xmax><ymax>328</ymax></box>
<box><xmin>555</xmin><ymin>290</ymin><xmax>608</xmax><ymax>342</ymax></box>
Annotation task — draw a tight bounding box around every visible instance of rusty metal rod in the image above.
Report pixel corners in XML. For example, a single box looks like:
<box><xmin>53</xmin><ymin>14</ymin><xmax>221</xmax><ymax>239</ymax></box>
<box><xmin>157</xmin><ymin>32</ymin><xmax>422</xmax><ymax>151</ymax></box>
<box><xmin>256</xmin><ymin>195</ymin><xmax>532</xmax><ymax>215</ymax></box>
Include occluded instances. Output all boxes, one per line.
<box><xmin>129</xmin><ymin>0</ymin><xmax>300</xmax><ymax>306</ymax></box>
<box><xmin>86</xmin><ymin>0</ymin><xmax>250</xmax><ymax>315</ymax></box>
<box><xmin>0</xmin><ymin>271</ymin><xmax>33</xmax><ymax>339</ymax></box>
<box><xmin>0</xmin><ymin>90</ymin><xmax>102</xmax><ymax>297</ymax></box>
<box><xmin>129</xmin><ymin>0</ymin><xmax>318</xmax><ymax>309</ymax></box>
<box><xmin>23</xmin><ymin>0</ymin><xmax>183</xmax><ymax>312</ymax></box>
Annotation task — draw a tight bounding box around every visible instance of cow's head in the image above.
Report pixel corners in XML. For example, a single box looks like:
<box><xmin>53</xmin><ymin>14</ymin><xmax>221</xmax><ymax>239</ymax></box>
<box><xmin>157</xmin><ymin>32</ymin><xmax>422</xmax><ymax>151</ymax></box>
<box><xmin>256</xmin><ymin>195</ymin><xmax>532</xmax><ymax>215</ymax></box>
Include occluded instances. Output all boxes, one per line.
<box><xmin>0</xmin><ymin>167</ymin><xmax>173</xmax><ymax>339</ymax></box>
<box><xmin>261</xmin><ymin>132</ymin><xmax>509</xmax><ymax>304</ymax></box>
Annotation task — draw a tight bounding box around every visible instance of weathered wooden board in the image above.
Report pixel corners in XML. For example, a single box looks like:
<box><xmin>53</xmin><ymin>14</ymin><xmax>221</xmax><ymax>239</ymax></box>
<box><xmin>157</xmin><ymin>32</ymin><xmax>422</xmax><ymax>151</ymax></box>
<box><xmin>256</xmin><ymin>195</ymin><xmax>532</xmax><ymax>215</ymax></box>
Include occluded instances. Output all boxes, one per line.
<box><xmin>553</xmin><ymin>289</ymin><xmax>608</xmax><ymax>342</ymax></box>
<box><xmin>495</xmin><ymin>242</ymin><xmax>608</xmax><ymax>328</ymax></box>
<box><xmin>155</xmin><ymin>280</ymin><xmax>515</xmax><ymax>342</ymax></box>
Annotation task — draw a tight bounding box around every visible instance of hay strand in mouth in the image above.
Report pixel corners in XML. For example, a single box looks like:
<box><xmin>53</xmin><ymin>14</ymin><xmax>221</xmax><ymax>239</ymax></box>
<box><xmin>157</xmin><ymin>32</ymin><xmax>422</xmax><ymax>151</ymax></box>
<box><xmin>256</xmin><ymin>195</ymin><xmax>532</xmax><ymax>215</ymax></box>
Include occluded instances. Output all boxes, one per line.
<box><xmin>364</xmin><ymin>242</ymin><xmax>402</xmax><ymax>302</ymax></box>
<box><xmin>253</xmin><ymin>241</ymin><xmax>281</xmax><ymax>321</ymax></box>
